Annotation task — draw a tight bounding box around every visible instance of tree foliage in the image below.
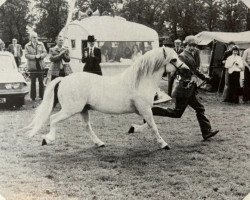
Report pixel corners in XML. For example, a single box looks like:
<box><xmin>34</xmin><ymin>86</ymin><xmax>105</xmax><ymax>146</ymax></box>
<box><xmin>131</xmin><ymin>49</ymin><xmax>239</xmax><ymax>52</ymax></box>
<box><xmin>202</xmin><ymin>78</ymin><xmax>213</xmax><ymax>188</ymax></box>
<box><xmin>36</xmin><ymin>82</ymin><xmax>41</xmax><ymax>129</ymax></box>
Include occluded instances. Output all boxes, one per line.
<box><xmin>7</xmin><ymin>0</ymin><xmax>248</xmax><ymax>44</ymax></box>
<box><xmin>0</xmin><ymin>0</ymin><xmax>31</xmax><ymax>46</ymax></box>
<box><xmin>76</xmin><ymin>0</ymin><xmax>113</xmax><ymax>15</ymax></box>
<box><xmin>34</xmin><ymin>0</ymin><xmax>68</xmax><ymax>41</ymax></box>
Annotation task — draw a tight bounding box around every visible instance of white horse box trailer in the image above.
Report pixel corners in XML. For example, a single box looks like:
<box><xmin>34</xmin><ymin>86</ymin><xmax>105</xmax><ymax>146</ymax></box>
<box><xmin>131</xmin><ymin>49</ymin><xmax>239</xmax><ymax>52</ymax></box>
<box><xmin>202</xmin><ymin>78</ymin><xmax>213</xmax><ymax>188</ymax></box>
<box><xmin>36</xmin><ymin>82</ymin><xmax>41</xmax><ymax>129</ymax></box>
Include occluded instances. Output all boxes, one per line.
<box><xmin>60</xmin><ymin>16</ymin><xmax>159</xmax><ymax>75</ymax></box>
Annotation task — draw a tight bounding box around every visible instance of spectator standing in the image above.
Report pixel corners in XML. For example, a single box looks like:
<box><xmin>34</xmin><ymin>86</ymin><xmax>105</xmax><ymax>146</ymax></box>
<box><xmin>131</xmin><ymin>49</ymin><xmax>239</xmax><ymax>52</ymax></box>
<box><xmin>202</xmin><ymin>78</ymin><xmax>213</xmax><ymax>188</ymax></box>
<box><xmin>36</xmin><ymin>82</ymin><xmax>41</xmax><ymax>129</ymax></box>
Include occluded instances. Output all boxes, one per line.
<box><xmin>8</xmin><ymin>38</ymin><xmax>23</xmax><ymax>67</ymax></box>
<box><xmin>225</xmin><ymin>45</ymin><xmax>244</xmax><ymax>104</ymax></box>
<box><xmin>101</xmin><ymin>46</ymin><xmax>110</xmax><ymax>63</ymax></box>
<box><xmin>49</xmin><ymin>35</ymin><xmax>72</xmax><ymax>80</ymax></box>
<box><xmin>131</xmin><ymin>44</ymin><xmax>142</xmax><ymax>61</ymax></box>
<box><xmin>123</xmin><ymin>47</ymin><xmax>132</xmax><ymax>59</ymax></box>
<box><xmin>82</xmin><ymin>35</ymin><xmax>102</xmax><ymax>75</ymax></box>
<box><xmin>0</xmin><ymin>39</ymin><xmax>5</xmax><ymax>51</ymax></box>
<box><xmin>242</xmin><ymin>47</ymin><xmax>250</xmax><ymax>103</ymax></box>
<box><xmin>145</xmin><ymin>42</ymin><xmax>153</xmax><ymax>52</ymax></box>
<box><xmin>168</xmin><ymin>39</ymin><xmax>184</xmax><ymax>95</ymax></box>
<box><xmin>222</xmin><ymin>41</ymin><xmax>236</xmax><ymax>102</ymax></box>
<box><xmin>25</xmin><ymin>32</ymin><xmax>47</xmax><ymax>101</ymax></box>
<box><xmin>173</xmin><ymin>39</ymin><xmax>183</xmax><ymax>54</ymax></box>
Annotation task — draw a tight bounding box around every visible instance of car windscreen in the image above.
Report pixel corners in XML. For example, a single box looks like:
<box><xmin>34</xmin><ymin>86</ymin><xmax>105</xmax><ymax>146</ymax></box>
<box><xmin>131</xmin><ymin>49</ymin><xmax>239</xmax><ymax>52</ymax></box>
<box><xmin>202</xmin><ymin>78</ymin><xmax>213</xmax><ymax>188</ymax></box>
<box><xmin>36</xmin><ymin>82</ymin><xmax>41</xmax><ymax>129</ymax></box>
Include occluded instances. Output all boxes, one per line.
<box><xmin>0</xmin><ymin>55</ymin><xmax>16</xmax><ymax>72</ymax></box>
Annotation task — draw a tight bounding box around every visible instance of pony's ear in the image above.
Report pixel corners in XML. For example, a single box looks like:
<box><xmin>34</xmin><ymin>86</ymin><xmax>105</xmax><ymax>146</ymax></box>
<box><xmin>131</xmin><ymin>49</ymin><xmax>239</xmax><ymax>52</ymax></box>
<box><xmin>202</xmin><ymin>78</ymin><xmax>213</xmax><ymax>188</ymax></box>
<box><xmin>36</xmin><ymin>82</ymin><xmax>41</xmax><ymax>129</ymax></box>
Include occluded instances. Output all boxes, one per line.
<box><xmin>163</xmin><ymin>48</ymin><xmax>167</xmax><ymax>59</ymax></box>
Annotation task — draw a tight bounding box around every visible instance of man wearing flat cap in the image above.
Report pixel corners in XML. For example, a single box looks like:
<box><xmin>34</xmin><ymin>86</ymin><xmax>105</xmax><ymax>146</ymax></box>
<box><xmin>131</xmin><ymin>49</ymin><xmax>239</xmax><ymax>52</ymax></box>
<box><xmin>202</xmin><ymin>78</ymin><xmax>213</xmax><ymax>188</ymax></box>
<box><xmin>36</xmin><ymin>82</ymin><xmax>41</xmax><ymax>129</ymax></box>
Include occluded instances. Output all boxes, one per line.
<box><xmin>82</xmin><ymin>35</ymin><xmax>102</xmax><ymax>75</ymax></box>
<box><xmin>152</xmin><ymin>35</ymin><xmax>219</xmax><ymax>141</ymax></box>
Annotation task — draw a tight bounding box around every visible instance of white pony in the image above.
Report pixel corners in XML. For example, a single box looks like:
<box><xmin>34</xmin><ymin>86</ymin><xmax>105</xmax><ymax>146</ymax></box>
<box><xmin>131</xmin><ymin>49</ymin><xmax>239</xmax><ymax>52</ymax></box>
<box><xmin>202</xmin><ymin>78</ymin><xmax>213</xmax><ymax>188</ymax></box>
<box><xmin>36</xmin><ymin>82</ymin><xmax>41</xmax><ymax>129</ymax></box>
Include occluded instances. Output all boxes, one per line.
<box><xmin>24</xmin><ymin>47</ymin><xmax>189</xmax><ymax>149</ymax></box>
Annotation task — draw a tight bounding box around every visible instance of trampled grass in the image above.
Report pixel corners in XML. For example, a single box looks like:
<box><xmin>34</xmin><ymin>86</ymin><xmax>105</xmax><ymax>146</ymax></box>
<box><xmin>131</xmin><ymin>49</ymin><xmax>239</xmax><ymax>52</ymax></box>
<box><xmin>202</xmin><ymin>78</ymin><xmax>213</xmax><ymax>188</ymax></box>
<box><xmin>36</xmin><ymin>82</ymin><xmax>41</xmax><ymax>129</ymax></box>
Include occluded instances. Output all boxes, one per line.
<box><xmin>0</xmin><ymin>91</ymin><xmax>249</xmax><ymax>200</ymax></box>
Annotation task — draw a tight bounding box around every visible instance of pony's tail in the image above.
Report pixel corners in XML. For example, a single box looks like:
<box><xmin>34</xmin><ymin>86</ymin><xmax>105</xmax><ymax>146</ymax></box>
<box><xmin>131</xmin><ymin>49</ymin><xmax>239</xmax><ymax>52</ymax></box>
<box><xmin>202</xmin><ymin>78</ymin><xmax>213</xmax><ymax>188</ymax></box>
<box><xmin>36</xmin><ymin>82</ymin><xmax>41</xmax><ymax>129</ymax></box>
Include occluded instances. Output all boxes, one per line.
<box><xmin>26</xmin><ymin>77</ymin><xmax>64</xmax><ymax>137</ymax></box>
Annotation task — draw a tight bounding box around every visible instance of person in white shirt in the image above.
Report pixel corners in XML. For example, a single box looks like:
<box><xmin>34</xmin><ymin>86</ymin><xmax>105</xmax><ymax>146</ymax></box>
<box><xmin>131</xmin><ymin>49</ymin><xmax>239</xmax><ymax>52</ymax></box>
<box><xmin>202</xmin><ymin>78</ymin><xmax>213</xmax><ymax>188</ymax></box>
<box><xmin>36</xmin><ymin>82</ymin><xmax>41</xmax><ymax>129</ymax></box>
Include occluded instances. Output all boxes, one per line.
<box><xmin>131</xmin><ymin>44</ymin><xmax>142</xmax><ymax>61</ymax></box>
<box><xmin>224</xmin><ymin>45</ymin><xmax>244</xmax><ymax>103</ymax></box>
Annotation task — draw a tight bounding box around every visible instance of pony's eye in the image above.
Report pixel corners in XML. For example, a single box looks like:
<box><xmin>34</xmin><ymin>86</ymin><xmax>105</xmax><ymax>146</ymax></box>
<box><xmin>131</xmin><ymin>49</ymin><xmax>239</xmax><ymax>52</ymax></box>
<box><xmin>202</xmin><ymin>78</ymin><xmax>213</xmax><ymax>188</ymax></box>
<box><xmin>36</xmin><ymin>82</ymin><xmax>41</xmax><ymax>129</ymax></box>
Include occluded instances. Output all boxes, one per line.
<box><xmin>171</xmin><ymin>58</ymin><xmax>177</xmax><ymax>63</ymax></box>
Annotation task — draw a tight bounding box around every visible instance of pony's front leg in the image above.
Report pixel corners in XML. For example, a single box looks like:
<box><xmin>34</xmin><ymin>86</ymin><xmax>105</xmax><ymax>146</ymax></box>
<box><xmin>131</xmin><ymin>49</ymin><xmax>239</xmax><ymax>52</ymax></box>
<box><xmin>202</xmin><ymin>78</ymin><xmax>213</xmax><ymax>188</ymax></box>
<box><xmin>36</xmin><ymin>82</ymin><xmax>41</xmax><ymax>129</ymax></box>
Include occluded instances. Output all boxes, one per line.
<box><xmin>80</xmin><ymin>111</ymin><xmax>105</xmax><ymax>147</ymax></box>
<box><xmin>139</xmin><ymin>108</ymin><xmax>170</xmax><ymax>150</ymax></box>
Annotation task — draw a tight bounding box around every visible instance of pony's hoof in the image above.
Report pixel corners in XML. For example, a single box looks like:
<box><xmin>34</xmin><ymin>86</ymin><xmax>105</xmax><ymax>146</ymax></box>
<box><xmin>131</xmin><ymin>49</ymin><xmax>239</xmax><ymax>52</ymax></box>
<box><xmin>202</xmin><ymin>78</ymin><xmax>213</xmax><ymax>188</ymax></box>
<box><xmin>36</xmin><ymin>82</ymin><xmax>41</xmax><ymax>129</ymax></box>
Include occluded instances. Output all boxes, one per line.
<box><xmin>95</xmin><ymin>143</ymin><xmax>105</xmax><ymax>148</ymax></box>
<box><xmin>42</xmin><ymin>139</ymin><xmax>47</xmax><ymax>146</ymax></box>
<box><xmin>162</xmin><ymin>145</ymin><xmax>170</xmax><ymax>150</ymax></box>
<box><xmin>128</xmin><ymin>126</ymin><xmax>135</xmax><ymax>133</ymax></box>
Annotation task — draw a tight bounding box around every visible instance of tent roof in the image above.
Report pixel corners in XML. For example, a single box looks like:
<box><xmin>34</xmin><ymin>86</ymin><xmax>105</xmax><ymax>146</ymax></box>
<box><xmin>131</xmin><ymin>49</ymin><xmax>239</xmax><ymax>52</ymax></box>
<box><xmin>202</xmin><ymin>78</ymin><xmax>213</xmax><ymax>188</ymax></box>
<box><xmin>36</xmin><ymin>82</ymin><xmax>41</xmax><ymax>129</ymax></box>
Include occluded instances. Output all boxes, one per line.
<box><xmin>240</xmin><ymin>0</ymin><xmax>250</xmax><ymax>9</ymax></box>
<box><xmin>68</xmin><ymin>16</ymin><xmax>158</xmax><ymax>42</ymax></box>
<box><xmin>196</xmin><ymin>31</ymin><xmax>250</xmax><ymax>45</ymax></box>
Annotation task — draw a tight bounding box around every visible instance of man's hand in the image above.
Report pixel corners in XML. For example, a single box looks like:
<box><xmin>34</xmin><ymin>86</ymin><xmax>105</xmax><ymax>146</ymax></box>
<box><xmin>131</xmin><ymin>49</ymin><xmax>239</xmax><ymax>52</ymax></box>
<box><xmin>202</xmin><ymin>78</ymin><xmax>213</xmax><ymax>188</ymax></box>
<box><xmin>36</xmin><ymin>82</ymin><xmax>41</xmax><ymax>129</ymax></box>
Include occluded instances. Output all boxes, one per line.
<box><xmin>35</xmin><ymin>54</ymin><xmax>41</xmax><ymax>59</ymax></box>
<box><xmin>60</xmin><ymin>49</ymin><xmax>67</xmax><ymax>56</ymax></box>
<box><xmin>189</xmin><ymin>75</ymin><xmax>198</xmax><ymax>84</ymax></box>
<box><xmin>204</xmin><ymin>76</ymin><xmax>211</xmax><ymax>83</ymax></box>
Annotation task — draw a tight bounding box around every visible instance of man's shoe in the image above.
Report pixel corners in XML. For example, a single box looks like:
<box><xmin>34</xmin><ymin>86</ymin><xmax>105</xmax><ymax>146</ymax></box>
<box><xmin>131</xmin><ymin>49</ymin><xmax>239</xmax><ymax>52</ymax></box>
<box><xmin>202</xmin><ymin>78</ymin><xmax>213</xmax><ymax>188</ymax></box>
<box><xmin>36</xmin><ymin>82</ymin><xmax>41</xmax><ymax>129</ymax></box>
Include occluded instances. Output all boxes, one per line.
<box><xmin>203</xmin><ymin>130</ymin><xmax>219</xmax><ymax>141</ymax></box>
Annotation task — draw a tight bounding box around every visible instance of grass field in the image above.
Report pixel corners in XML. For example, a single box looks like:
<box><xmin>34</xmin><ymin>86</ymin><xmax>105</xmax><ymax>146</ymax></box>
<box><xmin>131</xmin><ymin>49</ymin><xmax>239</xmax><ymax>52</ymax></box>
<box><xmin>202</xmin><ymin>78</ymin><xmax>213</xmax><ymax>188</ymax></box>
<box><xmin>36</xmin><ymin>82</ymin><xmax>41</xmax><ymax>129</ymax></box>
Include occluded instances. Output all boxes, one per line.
<box><xmin>0</xmin><ymin>90</ymin><xmax>249</xmax><ymax>200</ymax></box>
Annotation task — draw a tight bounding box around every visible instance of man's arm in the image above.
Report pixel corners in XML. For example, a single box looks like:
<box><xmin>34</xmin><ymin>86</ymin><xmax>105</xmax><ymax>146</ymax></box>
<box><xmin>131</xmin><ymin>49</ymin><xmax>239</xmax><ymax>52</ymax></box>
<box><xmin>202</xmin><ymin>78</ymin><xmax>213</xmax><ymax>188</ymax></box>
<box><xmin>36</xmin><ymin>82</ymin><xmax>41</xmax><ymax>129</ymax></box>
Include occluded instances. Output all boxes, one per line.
<box><xmin>40</xmin><ymin>43</ymin><xmax>47</xmax><ymax>59</ymax></box>
<box><xmin>179</xmin><ymin>53</ymin><xmax>207</xmax><ymax>82</ymax></box>
<box><xmin>49</xmin><ymin>48</ymin><xmax>62</xmax><ymax>62</ymax></box>
<box><xmin>25</xmin><ymin>45</ymin><xmax>36</xmax><ymax>60</ymax></box>
<box><xmin>62</xmin><ymin>49</ymin><xmax>71</xmax><ymax>62</ymax></box>
<box><xmin>94</xmin><ymin>48</ymin><xmax>101</xmax><ymax>63</ymax></box>
<box><xmin>242</xmin><ymin>49</ymin><xmax>250</xmax><ymax>70</ymax></box>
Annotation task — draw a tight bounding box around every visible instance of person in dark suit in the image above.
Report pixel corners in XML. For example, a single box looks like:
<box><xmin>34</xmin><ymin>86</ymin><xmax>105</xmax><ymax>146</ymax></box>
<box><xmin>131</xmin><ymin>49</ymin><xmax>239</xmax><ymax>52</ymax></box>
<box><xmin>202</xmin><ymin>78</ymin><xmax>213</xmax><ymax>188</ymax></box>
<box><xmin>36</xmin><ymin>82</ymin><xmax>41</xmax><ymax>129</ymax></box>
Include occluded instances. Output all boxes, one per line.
<box><xmin>151</xmin><ymin>35</ymin><xmax>219</xmax><ymax>141</ymax></box>
<box><xmin>82</xmin><ymin>35</ymin><xmax>102</xmax><ymax>75</ymax></box>
<box><xmin>8</xmin><ymin>38</ymin><xmax>23</xmax><ymax>67</ymax></box>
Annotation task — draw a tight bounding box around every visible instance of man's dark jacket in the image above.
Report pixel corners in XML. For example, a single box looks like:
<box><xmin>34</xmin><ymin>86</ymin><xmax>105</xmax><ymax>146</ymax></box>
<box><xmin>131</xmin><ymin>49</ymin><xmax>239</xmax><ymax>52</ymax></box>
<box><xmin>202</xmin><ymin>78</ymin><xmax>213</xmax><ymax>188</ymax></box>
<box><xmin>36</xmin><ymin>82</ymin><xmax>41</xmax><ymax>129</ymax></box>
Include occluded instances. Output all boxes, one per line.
<box><xmin>171</xmin><ymin>49</ymin><xmax>206</xmax><ymax>98</ymax></box>
<box><xmin>82</xmin><ymin>47</ymin><xmax>102</xmax><ymax>75</ymax></box>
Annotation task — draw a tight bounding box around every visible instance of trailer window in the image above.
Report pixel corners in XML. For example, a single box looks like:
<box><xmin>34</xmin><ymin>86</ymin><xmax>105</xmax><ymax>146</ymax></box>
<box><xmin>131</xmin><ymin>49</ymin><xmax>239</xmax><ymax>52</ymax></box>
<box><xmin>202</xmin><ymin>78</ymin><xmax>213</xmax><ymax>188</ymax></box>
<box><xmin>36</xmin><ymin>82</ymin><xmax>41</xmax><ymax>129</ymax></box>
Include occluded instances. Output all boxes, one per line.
<box><xmin>71</xmin><ymin>40</ymin><xmax>76</xmax><ymax>49</ymax></box>
<box><xmin>98</xmin><ymin>41</ymin><xmax>154</xmax><ymax>63</ymax></box>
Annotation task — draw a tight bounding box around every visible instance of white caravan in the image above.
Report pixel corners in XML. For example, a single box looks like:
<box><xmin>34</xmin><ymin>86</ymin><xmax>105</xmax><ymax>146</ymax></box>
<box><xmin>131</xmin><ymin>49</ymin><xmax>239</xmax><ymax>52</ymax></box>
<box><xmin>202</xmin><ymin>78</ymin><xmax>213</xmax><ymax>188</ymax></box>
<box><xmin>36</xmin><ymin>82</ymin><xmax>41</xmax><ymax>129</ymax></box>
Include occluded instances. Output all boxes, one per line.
<box><xmin>60</xmin><ymin>16</ymin><xmax>159</xmax><ymax>75</ymax></box>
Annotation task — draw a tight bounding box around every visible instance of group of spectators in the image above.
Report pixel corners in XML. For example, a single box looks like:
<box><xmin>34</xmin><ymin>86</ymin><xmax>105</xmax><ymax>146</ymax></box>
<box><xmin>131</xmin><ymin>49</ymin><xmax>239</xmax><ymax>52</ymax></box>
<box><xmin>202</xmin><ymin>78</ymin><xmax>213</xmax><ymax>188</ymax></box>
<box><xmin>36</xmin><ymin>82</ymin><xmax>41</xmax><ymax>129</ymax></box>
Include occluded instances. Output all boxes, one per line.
<box><xmin>1</xmin><ymin>32</ymin><xmax>250</xmax><ymax>107</ymax></box>
<box><xmin>1</xmin><ymin>33</ymin><xmax>70</xmax><ymax>101</ymax></box>
<box><xmin>222</xmin><ymin>42</ymin><xmax>250</xmax><ymax>104</ymax></box>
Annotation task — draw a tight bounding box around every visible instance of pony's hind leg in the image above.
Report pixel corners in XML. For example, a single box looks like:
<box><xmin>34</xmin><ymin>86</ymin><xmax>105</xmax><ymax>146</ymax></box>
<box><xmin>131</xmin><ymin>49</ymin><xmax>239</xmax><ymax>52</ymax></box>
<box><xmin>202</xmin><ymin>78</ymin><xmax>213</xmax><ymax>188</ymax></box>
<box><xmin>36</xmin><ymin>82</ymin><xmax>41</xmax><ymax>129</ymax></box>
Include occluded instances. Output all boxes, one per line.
<box><xmin>80</xmin><ymin>110</ymin><xmax>105</xmax><ymax>147</ymax></box>
<box><xmin>138</xmin><ymin>107</ymin><xmax>170</xmax><ymax>150</ymax></box>
<box><xmin>42</xmin><ymin>110</ymin><xmax>74</xmax><ymax>145</ymax></box>
<box><xmin>128</xmin><ymin>123</ymin><xmax>149</xmax><ymax>133</ymax></box>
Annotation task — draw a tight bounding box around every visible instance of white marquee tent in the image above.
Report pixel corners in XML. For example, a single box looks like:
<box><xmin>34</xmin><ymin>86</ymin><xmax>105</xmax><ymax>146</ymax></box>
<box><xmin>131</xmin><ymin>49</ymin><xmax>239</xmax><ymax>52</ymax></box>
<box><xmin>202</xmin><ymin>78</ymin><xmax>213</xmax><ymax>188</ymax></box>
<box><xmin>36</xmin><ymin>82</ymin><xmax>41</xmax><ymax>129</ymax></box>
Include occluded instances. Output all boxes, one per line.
<box><xmin>196</xmin><ymin>31</ymin><xmax>250</xmax><ymax>49</ymax></box>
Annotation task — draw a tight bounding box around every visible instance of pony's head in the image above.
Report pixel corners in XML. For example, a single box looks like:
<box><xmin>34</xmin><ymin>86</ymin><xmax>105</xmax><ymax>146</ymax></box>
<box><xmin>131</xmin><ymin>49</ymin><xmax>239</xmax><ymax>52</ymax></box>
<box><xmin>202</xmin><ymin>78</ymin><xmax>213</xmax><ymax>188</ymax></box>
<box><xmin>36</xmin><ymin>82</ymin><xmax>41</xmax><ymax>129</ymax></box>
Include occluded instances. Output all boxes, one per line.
<box><xmin>162</xmin><ymin>46</ymin><xmax>189</xmax><ymax>74</ymax></box>
<box><xmin>133</xmin><ymin>46</ymin><xmax>189</xmax><ymax>87</ymax></box>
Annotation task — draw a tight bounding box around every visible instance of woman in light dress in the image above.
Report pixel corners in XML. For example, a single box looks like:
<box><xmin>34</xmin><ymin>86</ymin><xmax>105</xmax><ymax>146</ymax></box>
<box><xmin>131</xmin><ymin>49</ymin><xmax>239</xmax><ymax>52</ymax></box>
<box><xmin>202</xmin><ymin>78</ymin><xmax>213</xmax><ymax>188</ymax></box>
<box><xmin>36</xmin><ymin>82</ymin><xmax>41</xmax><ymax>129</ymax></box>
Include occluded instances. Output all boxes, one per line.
<box><xmin>225</xmin><ymin>45</ymin><xmax>244</xmax><ymax>103</ymax></box>
<box><xmin>131</xmin><ymin>44</ymin><xmax>142</xmax><ymax>61</ymax></box>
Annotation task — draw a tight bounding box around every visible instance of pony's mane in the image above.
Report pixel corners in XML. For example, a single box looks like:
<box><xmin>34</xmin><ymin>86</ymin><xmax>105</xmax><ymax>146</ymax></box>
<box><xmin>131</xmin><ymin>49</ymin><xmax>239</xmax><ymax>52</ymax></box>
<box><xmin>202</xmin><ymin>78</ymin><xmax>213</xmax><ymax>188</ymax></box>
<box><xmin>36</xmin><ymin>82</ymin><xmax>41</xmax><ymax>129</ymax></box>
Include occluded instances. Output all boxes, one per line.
<box><xmin>132</xmin><ymin>47</ymin><xmax>172</xmax><ymax>87</ymax></box>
